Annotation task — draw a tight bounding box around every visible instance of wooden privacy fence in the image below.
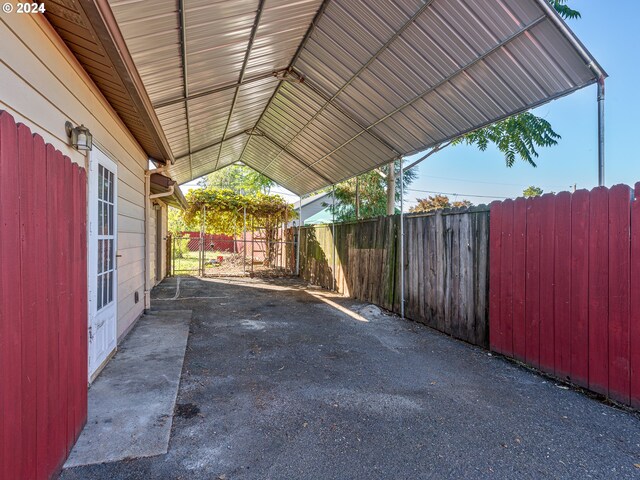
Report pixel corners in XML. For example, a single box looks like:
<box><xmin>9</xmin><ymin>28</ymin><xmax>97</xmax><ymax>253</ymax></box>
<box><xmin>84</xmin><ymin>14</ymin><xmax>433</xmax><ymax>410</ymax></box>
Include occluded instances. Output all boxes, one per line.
<box><xmin>490</xmin><ymin>185</ymin><xmax>640</xmax><ymax>408</ymax></box>
<box><xmin>0</xmin><ymin>111</ymin><xmax>88</xmax><ymax>479</ymax></box>
<box><xmin>297</xmin><ymin>207</ymin><xmax>490</xmax><ymax>347</ymax></box>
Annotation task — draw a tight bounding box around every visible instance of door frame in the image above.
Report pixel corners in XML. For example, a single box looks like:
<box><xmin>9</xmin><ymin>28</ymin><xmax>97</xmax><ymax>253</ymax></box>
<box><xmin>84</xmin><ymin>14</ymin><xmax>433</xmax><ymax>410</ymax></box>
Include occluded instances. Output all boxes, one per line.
<box><xmin>87</xmin><ymin>147</ymin><xmax>118</xmax><ymax>380</ymax></box>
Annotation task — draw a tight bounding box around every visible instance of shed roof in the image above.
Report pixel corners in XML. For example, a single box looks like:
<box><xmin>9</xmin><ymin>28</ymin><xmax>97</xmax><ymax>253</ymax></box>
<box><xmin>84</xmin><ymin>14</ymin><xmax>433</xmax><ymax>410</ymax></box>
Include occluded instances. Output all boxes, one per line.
<box><xmin>105</xmin><ymin>0</ymin><xmax>604</xmax><ymax>195</ymax></box>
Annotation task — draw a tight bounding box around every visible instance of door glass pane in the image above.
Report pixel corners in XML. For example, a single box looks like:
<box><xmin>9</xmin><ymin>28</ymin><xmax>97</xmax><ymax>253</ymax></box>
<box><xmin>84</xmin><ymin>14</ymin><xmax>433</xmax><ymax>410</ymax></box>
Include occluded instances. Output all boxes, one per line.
<box><xmin>109</xmin><ymin>171</ymin><xmax>114</xmax><ymax>203</ymax></box>
<box><xmin>103</xmin><ymin>272</ymin><xmax>108</xmax><ymax>307</ymax></box>
<box><xmin>108</xmin><ymin>204</ymin><xmax>114</xmax><ymax>235</ymax></box>
<box><xmin>98</xmin><ymin>165</ymin><xmax>103</xmax><ymax>199</ymax></box>
<box><xmin>96</xmin><ymin>162</ymin><xmax>116</xmax><ymax>311</ymax></box>
<box><xmin>98</xmin><ymin>202</ymin><xmax>103</xmax><ymax>236</ymax></box>
<box><xmin>97</xmin><ymin>275</ymin><xmax>103</xmax><ymax>309</ymax></box>
<box><xmin>107</xmin><ymin>271</ymin><xmax>113</xmax><ymax>304</ymax></box>
<box><xmin>98</xmin><ymin>239</ymin><xmax>103</xmax><ymax>274</ymax></box>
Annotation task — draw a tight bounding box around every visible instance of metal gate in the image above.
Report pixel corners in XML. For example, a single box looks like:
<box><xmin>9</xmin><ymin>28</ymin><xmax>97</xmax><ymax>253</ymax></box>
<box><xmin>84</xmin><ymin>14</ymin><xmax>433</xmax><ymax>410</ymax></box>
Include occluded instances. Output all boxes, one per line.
<box><xmin>171</xmin><ymin>226</ymin><xmax>296</xmax><ymax>277</ymax></box>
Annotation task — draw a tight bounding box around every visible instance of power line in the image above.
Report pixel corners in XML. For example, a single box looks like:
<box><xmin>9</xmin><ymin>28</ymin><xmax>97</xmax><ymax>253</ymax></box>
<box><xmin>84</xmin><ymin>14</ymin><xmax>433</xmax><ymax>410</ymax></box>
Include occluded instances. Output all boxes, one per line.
<box><xmin>406</xmin><ymin>188</ymin><xmax>509</xmax><ymax>200</ymax></box>
<box><xmin>415</xmin><ymin>174</ymin><xmax>568</xmax><ymax>190</ymax></box>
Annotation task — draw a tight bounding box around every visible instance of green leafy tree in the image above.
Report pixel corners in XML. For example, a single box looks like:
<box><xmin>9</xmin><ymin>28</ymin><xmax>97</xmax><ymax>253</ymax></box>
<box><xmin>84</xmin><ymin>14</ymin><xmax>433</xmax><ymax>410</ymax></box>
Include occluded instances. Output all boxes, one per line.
<box><xmin>200</xmin><ymin>164</ymin><xmax>274</xmax><ymax>194</ymax></box>
<box><xmin>523</xmin><ymin>186</ymin><xmax>544</xmax><ymax>198</ymax></box>
<box><xmin>410</xmin><ymin>195</ymin><xmax>472</xmax><ymax>213</ymax></box>
<box><xmin>549</xmin><ymin>0</ymin><xmax>580</xmax><ymax>19</ymax></box>
<box><xmin>453</xmin><ymin>113</ymin><xmax>560</xmax><ymax>167</ymax></box>
<box><xmin>330</xmin><ymin>161</ymin><xmax>417</xmax><ymax>222</ymax></box>
<box><xmin>168</xmin><ymin>206</ymin><xmax>188</xmax><ymax>234</ymax></box>
<box><xmin>183</xmin><ymin>187</ymin><xmax>296</xmax><ymax>266</ymax></box>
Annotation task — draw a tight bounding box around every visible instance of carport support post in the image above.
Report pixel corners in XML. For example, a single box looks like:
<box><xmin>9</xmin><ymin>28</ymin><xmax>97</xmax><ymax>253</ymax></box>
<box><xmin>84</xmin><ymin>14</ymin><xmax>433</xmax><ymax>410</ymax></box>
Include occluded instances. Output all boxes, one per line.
<box><xmin>332</xmin><ymin>185</ymin><xmax>336</xmax><ymax>292</ymax></box>
<box><xmin>243</xmin><ymin>205</ymin><xmax>247</xmax><ymax>274</ymax></box>
<box><xmin>597</xmin><ymin>75</ymin><xmax>605</xmax><ymax>186</ymax></box>
<box><xmin>399</xmin><ymin>158</ymin><xmax>405</xmax><ymax>319</ymax></box>
<box><xmin>296</xmin><ymin>196</ymin><xmax>302</xmax><ymax>276</ymax></box>
<box><xmin>199</xmin><ymin>205</ymin><xmax>206</xmax><ymax>277</ymax></box>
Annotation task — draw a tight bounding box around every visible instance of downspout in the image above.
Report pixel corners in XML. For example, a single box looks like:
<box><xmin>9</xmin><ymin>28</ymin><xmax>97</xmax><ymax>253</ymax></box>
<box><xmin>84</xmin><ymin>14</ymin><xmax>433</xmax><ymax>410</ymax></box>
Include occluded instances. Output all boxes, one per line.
<box><xmin>144</xmin><ymin>164</ymin><xmax>166</xmax><ymax>312</ymax></box>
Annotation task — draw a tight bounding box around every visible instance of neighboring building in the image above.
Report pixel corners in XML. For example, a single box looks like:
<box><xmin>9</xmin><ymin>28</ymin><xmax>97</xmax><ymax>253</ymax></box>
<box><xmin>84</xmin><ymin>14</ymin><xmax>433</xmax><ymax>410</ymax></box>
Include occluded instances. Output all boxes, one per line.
<box><xmin>289</xmin><ymin>191</ymin><xmax>335</xmax><ymax>227</ymax></box>
<box><xmin>304</xmin><ymin>207</ymin><xmax>334</xmax><ymax>226</ymax></box>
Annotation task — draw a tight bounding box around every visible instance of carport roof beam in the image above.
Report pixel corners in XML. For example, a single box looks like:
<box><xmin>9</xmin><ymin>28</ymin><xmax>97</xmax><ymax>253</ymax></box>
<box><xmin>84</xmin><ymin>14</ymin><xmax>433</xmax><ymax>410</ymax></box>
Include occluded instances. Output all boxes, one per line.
<box><xmin>290</xmin><ymin>13</ymin><xmax>548</xmax><ymax>181</ymax></box>
<box><xmin>95</xmin><ymin>0</ymin><xmax>605</xmax><ymax>193</ymax></box>
<box><xmin>212</xmin><ymin>0</ymin><xmax>267</xmax><ymax>172</ymax></box>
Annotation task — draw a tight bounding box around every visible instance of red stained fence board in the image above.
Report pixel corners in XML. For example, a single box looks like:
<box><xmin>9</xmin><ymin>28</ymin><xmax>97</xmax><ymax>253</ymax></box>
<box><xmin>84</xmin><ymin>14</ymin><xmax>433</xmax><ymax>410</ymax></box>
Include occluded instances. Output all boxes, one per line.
<box><xmin>18</xmin><ymin>123</ymin><xmax>37</xmax><ymax>480</ymax></box>
<box><xmin>631</xmin><ymin>183</ymin><xmax>640</xmax><ymax>410</ymax></box>
<box><xmin>524</xmin><ymin>197</ymin><xmax>541</xmax><ymax>368</ymax></box>
<box><xmin>588</xmin><ymin>187</ymin><xmax>609</xmax><ymax>396</ymax></box>
<box><xmin>553</xmin><ymin>192</ymin><xmax>572</xmax><ymax>380</ymax></box>
<box><xmin>1</xmin><ymin>110</ymin><xmax>22</xmax><ymax>480</ymax></box>
<box><xmin>608</xmin><ymin>185</ymin><xmax>631</xmax><ymax>404</ymax></box>
<box><xmin>511</xmin><ymin>198</ymin><xmax>527</xmax><ymax>362</ymax></box>
<box><xmin>0</xmin><ymin>111</ymin><xmax>88</xmax><ymax>479</ymax></box>
<box><xmin>499</xmin><ymin>199</ymin><xmax>514</xmax><ymax>356</ymax></box>
<box><xmin>491</xmin><ymin>184</ymin><xmax>640</xmax><ymax>409</ymax></box>
<box><xmin>539</xmin><ymin>194</ymin><xmax>556</xmax><ymax>373</ymax></box>
<box><xmin>570</xmin><ymin>190</ymin><xmax>590</xmax><ymax>386</ymax></box>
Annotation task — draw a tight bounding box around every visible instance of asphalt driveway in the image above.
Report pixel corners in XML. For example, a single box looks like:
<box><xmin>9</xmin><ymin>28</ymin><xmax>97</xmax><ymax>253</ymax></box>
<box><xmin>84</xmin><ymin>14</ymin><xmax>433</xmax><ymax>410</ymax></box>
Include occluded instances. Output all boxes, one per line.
<box><xmin>61</xmin><ymin>276</ymin><xmax>640</xmax><ymax>479</ymax></box>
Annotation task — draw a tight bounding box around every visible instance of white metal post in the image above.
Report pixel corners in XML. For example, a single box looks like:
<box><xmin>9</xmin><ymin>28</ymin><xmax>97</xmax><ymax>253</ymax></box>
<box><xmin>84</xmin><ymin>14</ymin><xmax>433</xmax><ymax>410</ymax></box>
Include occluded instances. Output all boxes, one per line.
<box><xmin>597</xmin><ymin>76</ymin><xmax>605</xmax><ymax>186</ymax></box>
<box><xmin>199</xmin><ymin>205</ymin><xmax>206</xmax><ymax>276</ymax></box>
<box><xmin>332</xmin><ymin>185</ymin><xmax>336</xmax><ymax>292</ymax></box>
<box><xmin>399</xmin><ymin>158</ymin><xmax>405</xmax><ymax>319</ymax></box>
<box><xmin>243</xmin><ymin>205</ymin><xmax>247</xmax><ymax>274</ymax></box>
<box><xmin>296</xmin><ymin>196</ymin><xmax>302</xmax><ymax>276</ymax></box>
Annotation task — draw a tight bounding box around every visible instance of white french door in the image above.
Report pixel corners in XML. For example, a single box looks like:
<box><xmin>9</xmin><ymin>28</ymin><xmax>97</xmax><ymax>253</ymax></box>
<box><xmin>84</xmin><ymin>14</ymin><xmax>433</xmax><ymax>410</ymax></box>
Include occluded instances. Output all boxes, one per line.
<box><xmin>88</xmin><ymin>148</ymin><xmax>118</xmax><ymax>380</ymax></box>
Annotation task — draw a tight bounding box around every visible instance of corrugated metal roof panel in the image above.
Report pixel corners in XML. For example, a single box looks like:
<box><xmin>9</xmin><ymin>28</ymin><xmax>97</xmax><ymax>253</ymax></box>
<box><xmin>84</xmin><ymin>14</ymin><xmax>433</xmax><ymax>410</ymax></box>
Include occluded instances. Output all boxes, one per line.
<box><xmin>109</xmin><ymin>0</ymin><xmax>603</xmax><ymax>195</ymax></box>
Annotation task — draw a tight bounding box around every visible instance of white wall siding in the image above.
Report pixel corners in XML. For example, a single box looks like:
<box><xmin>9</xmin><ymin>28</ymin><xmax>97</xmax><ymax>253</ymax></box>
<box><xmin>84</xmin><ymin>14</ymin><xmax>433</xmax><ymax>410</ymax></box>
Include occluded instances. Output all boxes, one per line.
<box><xmin>0</xmin><ymin>13</ymin><xmax>149</xmax><ymax>340</ymax></box>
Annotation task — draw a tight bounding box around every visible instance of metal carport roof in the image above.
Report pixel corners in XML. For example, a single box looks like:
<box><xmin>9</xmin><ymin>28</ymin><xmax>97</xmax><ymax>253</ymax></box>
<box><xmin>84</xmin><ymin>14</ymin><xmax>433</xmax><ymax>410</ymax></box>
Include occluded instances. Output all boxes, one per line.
<box><xmin>108</xmin><ymin>0</ymin><xmax>605</xmax><ymax>196</ymax></box>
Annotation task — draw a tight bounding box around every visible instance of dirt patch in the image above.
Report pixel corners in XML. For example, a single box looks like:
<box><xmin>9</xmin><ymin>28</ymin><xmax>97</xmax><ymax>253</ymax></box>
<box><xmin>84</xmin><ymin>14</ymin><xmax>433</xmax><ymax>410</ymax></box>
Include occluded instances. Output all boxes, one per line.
<box><xmin>174</xmin><ymin>403</ymin><xmax>200</xmax><ymax>419</ymax></box>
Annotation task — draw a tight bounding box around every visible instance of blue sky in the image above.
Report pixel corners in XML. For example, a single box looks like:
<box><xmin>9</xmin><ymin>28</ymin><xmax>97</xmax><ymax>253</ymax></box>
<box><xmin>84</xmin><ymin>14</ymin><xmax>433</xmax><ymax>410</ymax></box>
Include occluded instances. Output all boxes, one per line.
<box><xmin>184</xmin><ymin>1</ymin><xmax>638</xmax><ymax>207</ymax></box>
<box><xmin>403</xmin><ymin>0</ymin><xmax>640</xmax><ymax>207</ymax></box>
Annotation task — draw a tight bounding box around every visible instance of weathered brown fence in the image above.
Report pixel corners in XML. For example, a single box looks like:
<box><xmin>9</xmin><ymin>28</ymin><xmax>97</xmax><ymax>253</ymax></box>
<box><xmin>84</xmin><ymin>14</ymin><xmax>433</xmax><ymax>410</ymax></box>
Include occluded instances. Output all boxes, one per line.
<box><xmin>297</xmin><ymin>207</ymin><xmax>490</xmax><ymax>347</ymax></box>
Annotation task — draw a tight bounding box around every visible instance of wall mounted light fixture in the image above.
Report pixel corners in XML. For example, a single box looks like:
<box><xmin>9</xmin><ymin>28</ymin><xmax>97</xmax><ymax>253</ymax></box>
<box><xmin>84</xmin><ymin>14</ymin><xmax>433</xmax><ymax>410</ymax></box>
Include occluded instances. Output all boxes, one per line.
<box><xmin>65</xmin><ymin>121</ymin><xmax>93</xmax><ymax>151</ymax></box>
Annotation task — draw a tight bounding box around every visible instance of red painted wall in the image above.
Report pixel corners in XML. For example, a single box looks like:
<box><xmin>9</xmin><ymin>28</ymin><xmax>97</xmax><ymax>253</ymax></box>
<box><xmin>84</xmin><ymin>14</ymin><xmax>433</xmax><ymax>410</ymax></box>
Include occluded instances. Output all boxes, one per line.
<box><xmin>490</xmin><ymin>185</ymin><xmax>640</xmax><ymax>408</ymax></box>
<box><xmin>0</xmin><ymin>111</ymin><xmax>88</xmax><ymax>479</ymax></box>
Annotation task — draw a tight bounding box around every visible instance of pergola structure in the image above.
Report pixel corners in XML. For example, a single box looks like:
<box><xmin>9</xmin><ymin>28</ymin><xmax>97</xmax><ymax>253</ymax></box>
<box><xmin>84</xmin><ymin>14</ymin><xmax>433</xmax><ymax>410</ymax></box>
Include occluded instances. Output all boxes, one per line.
<box><xmin>45</xmin><ymin>0</ymin><xmax>605</xmax><ymax>196</ymax></box>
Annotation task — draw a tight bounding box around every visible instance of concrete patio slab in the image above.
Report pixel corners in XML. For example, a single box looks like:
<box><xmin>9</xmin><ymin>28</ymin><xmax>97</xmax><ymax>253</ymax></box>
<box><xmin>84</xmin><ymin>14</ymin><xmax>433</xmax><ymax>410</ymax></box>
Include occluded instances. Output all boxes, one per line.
<box><xmin>64</xmin><ymin>309</ymin><xmax>192</xmax><ymax>467</ymax></box>
<box><xmin>61</xmin><ymin>277</ymin><xmax>640</xmax><ymax>479</ymax></box>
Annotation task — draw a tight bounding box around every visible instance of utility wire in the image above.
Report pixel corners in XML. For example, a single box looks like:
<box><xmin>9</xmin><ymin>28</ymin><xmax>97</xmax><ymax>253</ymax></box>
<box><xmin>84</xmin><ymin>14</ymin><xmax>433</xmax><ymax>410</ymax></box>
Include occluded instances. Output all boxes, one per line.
<box><xmin>406</xmin><ymin>188</ymin><xmax>509</xmax><ymax>200</ymax></box>
<box><xmin>413</xmin><ymin>175</ymin><xmax>569</xmax><ymax>190</ymax></box>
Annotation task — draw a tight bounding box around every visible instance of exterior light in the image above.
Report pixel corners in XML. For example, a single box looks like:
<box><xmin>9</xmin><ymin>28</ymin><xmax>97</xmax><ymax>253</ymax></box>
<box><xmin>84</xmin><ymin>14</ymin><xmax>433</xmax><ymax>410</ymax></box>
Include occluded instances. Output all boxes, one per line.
<box><xmin>65</xmin><ymin>121</ymin><xmax>93</xmax><ymax>151</ymax></box>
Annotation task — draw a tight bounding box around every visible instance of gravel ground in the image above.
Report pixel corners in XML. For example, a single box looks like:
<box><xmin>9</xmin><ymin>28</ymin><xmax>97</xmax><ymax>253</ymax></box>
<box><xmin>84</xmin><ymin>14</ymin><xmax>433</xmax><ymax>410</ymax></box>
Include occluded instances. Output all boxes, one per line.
<box><xmin>61</xmin><ymin>276</ymin><xmax>640</xmax><ymax>480</ymax></box>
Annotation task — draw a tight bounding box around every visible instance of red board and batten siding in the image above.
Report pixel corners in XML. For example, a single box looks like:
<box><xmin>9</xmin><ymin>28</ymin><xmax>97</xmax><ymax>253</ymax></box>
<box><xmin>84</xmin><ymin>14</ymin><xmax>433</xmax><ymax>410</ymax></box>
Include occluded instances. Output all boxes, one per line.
<box><xmin>0</xmin><ymin>111</ymin><xmax>88</xmax><ymax>479</ymax></box>
<box><xmin>490</xmin><ymin>184</ymin><xmax>640</xmax><ymax>408</ymax></box>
